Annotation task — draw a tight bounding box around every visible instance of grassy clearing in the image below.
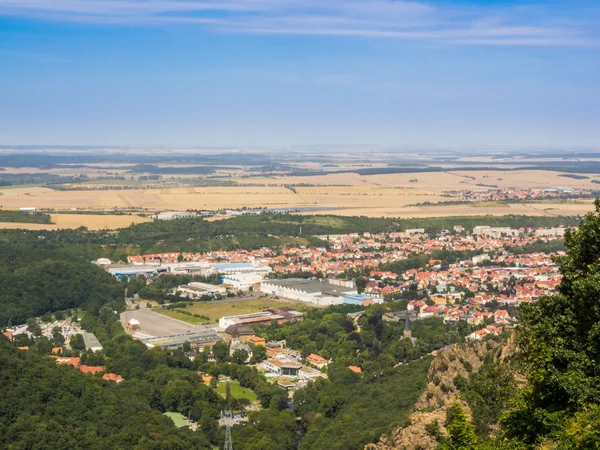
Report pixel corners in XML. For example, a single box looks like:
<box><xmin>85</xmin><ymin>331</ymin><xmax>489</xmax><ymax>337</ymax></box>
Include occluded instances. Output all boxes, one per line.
<box><xmin>157</xmin><ymin>297</ymin><xmax>313</xmax><ymax>323</ymax></box>
<box><xmin>215</xmin><ymin>381</ymin><xmax>257</xmax><ymax>402</ymax></box>
<box><xmin>163</xmin><ymin>412</ymin><xmax>189</xmax><ymax>428</ymax></box>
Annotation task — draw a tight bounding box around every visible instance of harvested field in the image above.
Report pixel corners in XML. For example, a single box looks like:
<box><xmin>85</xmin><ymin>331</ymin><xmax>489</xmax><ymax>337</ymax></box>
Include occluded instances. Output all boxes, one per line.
<box><xmin>0</xmin><ymin>169</ymin><xmax>595</xmax><ymax>222</ymax></box>
<box><xmin>303</xmin><ymin>201</ymin><xmax>595</xmax><ymax>218</ymax></box>
<box><xmin>0</xmin><ymin>213</ymin><xmax>151</xmax><ymax>230</ymax></box>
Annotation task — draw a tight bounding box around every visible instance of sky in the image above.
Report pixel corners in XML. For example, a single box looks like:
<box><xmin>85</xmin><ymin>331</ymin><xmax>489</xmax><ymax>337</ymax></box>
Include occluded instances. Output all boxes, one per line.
<box><xmin>0</xmin><ymin>0</ymin><xmax>599</xmax><ymax>149</ymax></box>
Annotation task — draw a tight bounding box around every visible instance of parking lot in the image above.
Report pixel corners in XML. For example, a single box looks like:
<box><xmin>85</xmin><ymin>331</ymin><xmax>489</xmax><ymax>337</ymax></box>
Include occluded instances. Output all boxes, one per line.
<box><xmin>120</xmin><ymin>308</ymin><xmax>211</xmax><ymax>339</ymax></box>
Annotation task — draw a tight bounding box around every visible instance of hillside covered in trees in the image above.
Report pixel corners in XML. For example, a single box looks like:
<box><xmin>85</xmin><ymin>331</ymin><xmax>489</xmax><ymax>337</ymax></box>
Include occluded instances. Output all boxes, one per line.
<box><xmin>0</xmin><ymin>241</ymin><xmax>125</xmax><ymax>326</ymax></box>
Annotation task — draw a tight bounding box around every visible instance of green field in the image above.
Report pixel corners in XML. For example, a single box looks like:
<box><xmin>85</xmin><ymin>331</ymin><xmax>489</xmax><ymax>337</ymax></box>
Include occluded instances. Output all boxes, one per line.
<box><xmin>215</xmin><ymin>381</ymin><xmax>257</xmax><ymax>402</ymax></box>
<box><xmin>158</xmin><ymin>297</ymin><xmax>313</xmax><ymax>323</ymax></box>
<box><xmin>163</xmin><ymin>412</ymin><xmax>189</xmax><ymax>428</ymax></box>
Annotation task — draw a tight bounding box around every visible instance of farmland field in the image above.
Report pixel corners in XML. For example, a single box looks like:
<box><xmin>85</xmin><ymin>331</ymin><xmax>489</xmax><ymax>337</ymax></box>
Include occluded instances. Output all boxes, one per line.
<box><xmin>157</xmin><ymin>297</ymin><xmax>314</xmax><ymax>324</ymax></box>
<box><xmin>0</xmin><ymin>168</ymin><xmax>596</xmax><ymax>225</ymax></box>
<box><xmin>0</xmin><ymin>213</ymin><xmax>151</xmax><ymax>230</ymax></box>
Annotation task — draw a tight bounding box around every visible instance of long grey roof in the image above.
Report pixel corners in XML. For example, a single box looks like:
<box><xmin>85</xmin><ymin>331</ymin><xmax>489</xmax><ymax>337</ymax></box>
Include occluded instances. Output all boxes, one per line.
<box><xmin>263</xmin><ymin>278</ymin><xmax>355</xmax><ymax>295</ymax></box>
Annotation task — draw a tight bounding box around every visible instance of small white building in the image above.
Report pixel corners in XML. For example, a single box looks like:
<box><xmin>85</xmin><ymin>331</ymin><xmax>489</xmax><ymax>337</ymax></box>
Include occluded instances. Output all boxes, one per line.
<box><xmin>156</xmin><ymin>211</ymin><xmax>194</xmax><ymax>220</ymax></box>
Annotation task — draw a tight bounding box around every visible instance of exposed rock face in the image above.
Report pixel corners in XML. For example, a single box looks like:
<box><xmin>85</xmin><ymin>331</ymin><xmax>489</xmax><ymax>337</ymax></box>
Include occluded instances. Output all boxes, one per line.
<box><xmin>365</xmin><ymin>341</ymin><xmax>502</xmax><ymax>450</ymax></box>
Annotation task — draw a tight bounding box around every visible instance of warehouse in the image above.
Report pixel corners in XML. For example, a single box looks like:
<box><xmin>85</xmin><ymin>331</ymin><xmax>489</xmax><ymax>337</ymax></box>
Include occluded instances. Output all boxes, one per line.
<box><xmin>177</xmin><ymin>282</ymin><xmax>227</xmax><ymax>298</ymax></box>
<box><xmin>220</xmin><ymin>273</ymin><xmax>263</xmax><ymax>291</ymax></box>
<box><xmin>219</xmin><ymin>308</ymin><xmax>303</xmax><ymax>329</ymax></box>
<box><xmin>142</xmin><ymin>329</ymin><xmax>220</xmax><ymax>350</ymax></box>
<box><xmin>260</xmin><ymin>279</ymin><xmax>357</xmax><ymax>306</ymax></box>
<box><xmin>213</xmin><ymin>262</ymin><xmax>272</xmax><ymax>275</ymax></box>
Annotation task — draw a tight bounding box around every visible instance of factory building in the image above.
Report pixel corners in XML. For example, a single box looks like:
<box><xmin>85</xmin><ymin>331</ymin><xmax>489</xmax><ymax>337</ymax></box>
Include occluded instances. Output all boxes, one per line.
<box><xmin>260</xmin><ymin>279</ymin><xmax>357</xmax><ymax>306</ymax></box>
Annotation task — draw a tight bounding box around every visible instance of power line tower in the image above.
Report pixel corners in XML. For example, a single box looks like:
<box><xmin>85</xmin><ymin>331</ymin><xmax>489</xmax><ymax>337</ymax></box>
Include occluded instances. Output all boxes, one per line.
<box><xmin>221</xmin><ymin>410</ymin><xmax>233</xmax><ymax>450</ymax></box>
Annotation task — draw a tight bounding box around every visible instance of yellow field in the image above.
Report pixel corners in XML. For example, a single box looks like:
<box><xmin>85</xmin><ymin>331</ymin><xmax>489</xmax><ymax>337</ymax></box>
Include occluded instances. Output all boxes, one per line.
<box><xmin>0</xmin><ymin>169</ymin><xmax>596</xmax><ymax>225</ymax></box>
<box><xmin>0</xmin><ymin>214</ymin><xmax>151</xmax><ymax>230</ymax></box>
<box><xmin>302</xmin><ymin>202</ymin><xmax>596</xmax><ymax>218</ymax></box>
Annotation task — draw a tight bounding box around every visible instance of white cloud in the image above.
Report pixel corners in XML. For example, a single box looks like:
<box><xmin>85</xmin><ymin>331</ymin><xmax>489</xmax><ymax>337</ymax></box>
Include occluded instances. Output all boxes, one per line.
<box><xmin>0</xmin><ymin>0</ymin><xmax>595</xmax><ymax>46</ymax></box>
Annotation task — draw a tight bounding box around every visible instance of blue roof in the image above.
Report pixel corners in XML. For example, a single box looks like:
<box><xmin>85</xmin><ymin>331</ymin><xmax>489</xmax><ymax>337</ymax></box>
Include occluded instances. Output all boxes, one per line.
<box><xmin>213</xmin><ymin>263</ymin><xmax>254</xmax><ymax>270</ymax></box>
<box><xmin>344</xmin><ymin>294</ymin><xmax>375</xmax><ymax>300</ymax></box>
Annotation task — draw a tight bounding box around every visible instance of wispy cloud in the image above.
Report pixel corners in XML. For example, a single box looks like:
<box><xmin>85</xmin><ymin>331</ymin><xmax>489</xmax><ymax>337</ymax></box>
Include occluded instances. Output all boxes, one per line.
<box><xmin>0</xmin><ymin>0</ymin><xmax>596</xmax><ymax>46</ymax></box>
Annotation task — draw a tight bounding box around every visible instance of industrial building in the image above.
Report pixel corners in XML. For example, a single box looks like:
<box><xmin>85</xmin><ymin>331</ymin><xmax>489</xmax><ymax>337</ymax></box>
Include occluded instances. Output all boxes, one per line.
<box><xmin>176</xmin><ymin>282</ymin><xmax>227</xmax><ymax>298</ymax></box>
<box><xmin>107</xmin><ymin>265</ymin><xmax>156</xmax><ymax>278</ymax></box>
<box><xmin>219</xmin><ymin>308</ymin><xmax>303</xmax><ymax>329</ymax></box>
<box><xmin>142</xmin><ymin>329</ymin><xmax>220</xmax><ymax>350</ymax></box>
<box><xmin>220</xmin><ymin>273</ymin><xmax>263</xmax><ymax>291</ymax></box>
<box><xmin>213</xmin><ymin>262</ymin><xmax>272</xmax><ymax>276</ymax></box>
<box><xmin>81</xmin><ymin>332</ymin><xmax>103</xmax><ymax>352</ymax></box>
<box><xmin>342</xmin><ymin>293</ymin><xmax>384</xmax><ymax>306</ymax></box>
<box><xmin>260</xmin><ymin>279</ymin><xmax>357</xmax><ymax>306</ymax></box>
<box><xmin>156</xmin><ymin>211</ymin><xmax>194</xmax><ymax>220</ymax></box>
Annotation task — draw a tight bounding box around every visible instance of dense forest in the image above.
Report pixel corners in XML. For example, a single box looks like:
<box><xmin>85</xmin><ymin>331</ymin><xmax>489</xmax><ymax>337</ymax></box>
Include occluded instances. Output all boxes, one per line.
<box><xmin>0</xmin><ymin>241</ymin><xmax>125</xmax><ymax>326</ymax></box>
<box><xmin>0</xmin><ymin>339</ymin><xmax>213</xmax><ymax>449</ymax></box>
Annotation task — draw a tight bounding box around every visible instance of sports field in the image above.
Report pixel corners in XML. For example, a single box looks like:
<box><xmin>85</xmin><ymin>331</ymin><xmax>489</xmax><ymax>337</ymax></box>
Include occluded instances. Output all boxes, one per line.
<box><xmin>158</xmin><ymin>297</ymin><xmax>312</xmax><ymax>324</ymax></box>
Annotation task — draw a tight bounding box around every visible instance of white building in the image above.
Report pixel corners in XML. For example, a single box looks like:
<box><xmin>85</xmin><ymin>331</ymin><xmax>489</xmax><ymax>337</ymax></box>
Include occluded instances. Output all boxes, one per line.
<box><xmin>177</xmin><ymin>282</ymin><xmax>227</xmax><ymax>298</ymax></box>
<box><xmin>260</xmin><ymin>279</ymin><xmax>357</xmax><ymax>306</ymax></box>
<box><xmin>156</xmin><ymin>211</ymin><xmax>194</xmax><ymax>220</ymax></box>
<box><xmin>535</xmin><ymin>227</ymin><xmax>567</xmax><ymax>237</ymax></box>
<box><xmin>221</xmin><ymin>273</ymin><xmax>264</xmax><ymax>291</ymax></box>
<box><xmin>473</xmin><ymin>226</ymin><xmax>519</xmax><ymax>238</ymax></box>
<box><xmin>263</xmin><ymin>358</ymin><xmax>303</xmax><ymax>378</ymax></box>
<box><xmin>405</xmin><ymin>228</ymin><xmax>425</xmax><ymax>235</ymax></box>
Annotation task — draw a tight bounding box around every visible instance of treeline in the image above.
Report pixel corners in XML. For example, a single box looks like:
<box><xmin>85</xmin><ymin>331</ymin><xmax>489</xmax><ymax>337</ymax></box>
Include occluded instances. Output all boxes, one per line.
<box><xmin>0</xmin><ymin>213</ymin><xmax>582</xmax><ymax>261</ymax></box>
<box><xmin>129</xmin><ymin>164</ymin><xmax>233</xmax><ymax>174</ymax></box>
<box><xmin>509</xmin><ymin>238</ymin><xmax>565</xmax><ymax>255</ymax></box>
<box><xmin>0</xmin><ymin>209</ymin><xmax>52</xmax><ymax>224</ymax></box>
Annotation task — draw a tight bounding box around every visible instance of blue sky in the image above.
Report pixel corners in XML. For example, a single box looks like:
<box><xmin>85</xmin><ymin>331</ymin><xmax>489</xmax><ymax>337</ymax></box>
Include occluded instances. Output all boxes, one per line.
<box><xmin>0</xmin><ymin>0</ymin><xmax>599</xmax><ymax>148</ymax></box>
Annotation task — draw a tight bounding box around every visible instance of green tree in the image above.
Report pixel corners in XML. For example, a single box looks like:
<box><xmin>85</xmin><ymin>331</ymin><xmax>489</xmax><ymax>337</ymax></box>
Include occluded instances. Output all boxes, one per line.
<box><xmin>441</xmin><ymin>404</ymin><xmax>478</xmax><ymax>450</ymax></box>
<box><xmin>225</xmin><ymin>382</ymin><xmax>231</xmax><ymax>403</ymax></box>
<box><xmin>69</xmin><ymin>333</ymin><xmax>86</xmax><ymax>351</ymax></box>
<box><xmin>212</xmin><ymin>341</ymin><xmax>229</xmax><ymax>363</ymax></box>
<box><xmin>51</xmin><ymin>327</ymin><xmax>65</xmax><ymax>346</ymax></box>
<box><xmin>26</xmin><ymin>318</ymin><xmax>41</xmax><ymax>337</ymax></box>
<box><xmin>250</xmin><ymin>344</ymin><xmax>267</xmax><ymax>363</ymax></box>
<box><xmin>232</xmin><ymin>349</ymin><xmax>249</xmax><ymax>365</ymax></box>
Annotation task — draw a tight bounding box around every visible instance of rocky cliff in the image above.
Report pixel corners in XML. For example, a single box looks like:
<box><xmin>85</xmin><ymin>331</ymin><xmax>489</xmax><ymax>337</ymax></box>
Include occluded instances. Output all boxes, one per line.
<box><xmin>365</xmin><ymin>340</ymin><xmax>505</xmax><ymax>450</ymax></box>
